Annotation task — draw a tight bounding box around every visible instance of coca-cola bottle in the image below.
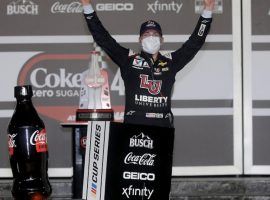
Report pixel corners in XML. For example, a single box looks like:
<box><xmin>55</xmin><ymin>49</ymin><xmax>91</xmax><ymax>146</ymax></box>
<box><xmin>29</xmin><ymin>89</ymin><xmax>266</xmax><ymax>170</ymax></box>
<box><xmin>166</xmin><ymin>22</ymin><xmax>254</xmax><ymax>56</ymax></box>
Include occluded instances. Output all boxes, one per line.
<box><xmin>7</xmin><ymin>85</ymin><xmax>52</xmax><ymax>200</ymax></box>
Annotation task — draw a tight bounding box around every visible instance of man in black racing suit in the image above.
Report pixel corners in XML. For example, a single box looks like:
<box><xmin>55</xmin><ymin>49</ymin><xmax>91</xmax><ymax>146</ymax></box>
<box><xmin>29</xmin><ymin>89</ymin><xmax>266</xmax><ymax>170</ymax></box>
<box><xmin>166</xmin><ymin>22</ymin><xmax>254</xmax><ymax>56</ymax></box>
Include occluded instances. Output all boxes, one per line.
<box><xmin>81</xmin><ymin>0</ymin><xmax>214</xmax><ymax>128</ymax></box>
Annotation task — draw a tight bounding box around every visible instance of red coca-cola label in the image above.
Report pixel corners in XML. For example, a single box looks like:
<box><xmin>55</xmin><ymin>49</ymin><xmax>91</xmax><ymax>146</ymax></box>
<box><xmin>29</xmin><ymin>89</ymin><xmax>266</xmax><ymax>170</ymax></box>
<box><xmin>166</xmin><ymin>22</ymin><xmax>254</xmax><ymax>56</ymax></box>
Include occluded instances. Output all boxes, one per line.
<box><xmin>8</xmin><ymin>133</ymin><xmax>17</xmax><ymax>156</ymax></box>
<box><xmin>30</xmin><ymin>129</ymin><xmax>48</xmax><ymax>153</ymax></box>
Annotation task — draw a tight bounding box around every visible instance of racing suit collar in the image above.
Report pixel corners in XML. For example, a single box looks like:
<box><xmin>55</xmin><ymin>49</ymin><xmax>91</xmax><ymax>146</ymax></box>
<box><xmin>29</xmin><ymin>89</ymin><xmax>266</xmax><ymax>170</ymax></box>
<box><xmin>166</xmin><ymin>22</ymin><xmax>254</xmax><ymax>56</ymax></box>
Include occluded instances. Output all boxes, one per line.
<box><xmin>140</xmin><ymin>50</ymin><xmax>162</xmax><ymax>65</ymax></box>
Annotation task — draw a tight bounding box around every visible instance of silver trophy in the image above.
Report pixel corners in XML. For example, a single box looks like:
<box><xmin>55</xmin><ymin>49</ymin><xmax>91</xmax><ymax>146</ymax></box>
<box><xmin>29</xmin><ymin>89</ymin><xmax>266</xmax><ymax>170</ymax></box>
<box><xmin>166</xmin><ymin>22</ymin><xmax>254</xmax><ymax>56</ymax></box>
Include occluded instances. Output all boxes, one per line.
<box><xmin>76</xmin><ymin>45</ymin><xmax>114</xmax><ymax>121</ymax></box>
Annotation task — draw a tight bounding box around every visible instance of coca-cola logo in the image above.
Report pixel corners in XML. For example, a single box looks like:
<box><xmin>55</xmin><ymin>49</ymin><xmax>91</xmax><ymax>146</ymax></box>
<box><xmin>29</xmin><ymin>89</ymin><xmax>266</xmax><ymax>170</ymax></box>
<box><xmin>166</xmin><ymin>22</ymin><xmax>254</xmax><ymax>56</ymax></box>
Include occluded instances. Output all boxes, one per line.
<box><xmin>51</xmin><ymin>1</ymin><xmax>83</xmax><ymax>14</ymax></box>
<box><xmin>30</xmin><ymin>130</ymin><xmax>47</xmax><ymax>146</ymax></box>
<box><xmin>124</xmin><ymin>152</ymin><xmax>156</xmax><ymax>166</ymax></box>
<box><xmin>8</xmin><ymin>134</ymin><xmax>17</xmax><ymax>148</ymax></box>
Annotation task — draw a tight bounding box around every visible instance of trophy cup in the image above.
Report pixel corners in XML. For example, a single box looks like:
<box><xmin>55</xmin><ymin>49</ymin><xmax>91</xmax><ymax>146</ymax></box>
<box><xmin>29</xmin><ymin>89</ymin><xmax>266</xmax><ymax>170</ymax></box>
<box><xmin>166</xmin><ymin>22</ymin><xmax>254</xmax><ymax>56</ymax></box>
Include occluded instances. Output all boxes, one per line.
<box><xmin>76</xmin><ymin>45</ymin><xmax>114</xmax><ymax>121</ymax></box>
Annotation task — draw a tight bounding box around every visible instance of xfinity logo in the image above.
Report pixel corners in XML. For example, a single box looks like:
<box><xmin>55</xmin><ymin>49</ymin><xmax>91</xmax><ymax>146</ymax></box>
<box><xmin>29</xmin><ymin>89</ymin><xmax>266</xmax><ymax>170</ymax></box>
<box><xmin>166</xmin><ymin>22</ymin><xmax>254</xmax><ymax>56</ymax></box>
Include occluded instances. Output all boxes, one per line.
<box><xmin>7</xmin><ymin>0</ymin><xmax>39</xmax><ymax>15</ymax></box>
<box><xmin>122</xmin><ymin>185</ymin><xmax>154</xmax><ymax>199</ymax></box>
<box><xmin>130</xmin><ymin>132</ymin><xmax>153</xmax><ymax>149</ymax></box>
<box><xmin>96</xmin><ymin>3</ymin><xmax>134</xmax><ymax>11</ymax></box>
<box><xmin>147</xmin><ymin>0</ymin><xmax>183</xmax><ymax>14</ymax></box>
<box><xmin>123</xmin><ymin>171</ymin><xmax>155</xmax><ymax>181</ymax></box>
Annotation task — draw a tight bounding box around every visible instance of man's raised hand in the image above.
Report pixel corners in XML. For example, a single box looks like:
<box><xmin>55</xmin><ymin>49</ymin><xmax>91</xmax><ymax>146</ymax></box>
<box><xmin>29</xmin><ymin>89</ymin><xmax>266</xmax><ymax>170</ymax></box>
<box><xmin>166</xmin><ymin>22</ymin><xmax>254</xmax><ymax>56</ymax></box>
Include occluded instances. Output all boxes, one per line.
<box><xmin>81</xmin><ymin>0</ymin><xmax>91</xmax><ymax>6</ymax></box>
<box><xmin>204</xmin><ymin>0</ymin><xmax>215</xmax><ymax>11</ymax></box>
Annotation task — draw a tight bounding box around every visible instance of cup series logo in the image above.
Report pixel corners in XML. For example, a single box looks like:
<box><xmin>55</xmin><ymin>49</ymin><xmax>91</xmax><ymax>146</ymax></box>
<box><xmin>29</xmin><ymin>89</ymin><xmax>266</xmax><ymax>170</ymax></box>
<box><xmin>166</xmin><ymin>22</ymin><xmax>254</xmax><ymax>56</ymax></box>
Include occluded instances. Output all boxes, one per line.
<box><xmin>90</xmin><ymin>124</ymin><xmax>102</xmax><ymax>197</ymax></box>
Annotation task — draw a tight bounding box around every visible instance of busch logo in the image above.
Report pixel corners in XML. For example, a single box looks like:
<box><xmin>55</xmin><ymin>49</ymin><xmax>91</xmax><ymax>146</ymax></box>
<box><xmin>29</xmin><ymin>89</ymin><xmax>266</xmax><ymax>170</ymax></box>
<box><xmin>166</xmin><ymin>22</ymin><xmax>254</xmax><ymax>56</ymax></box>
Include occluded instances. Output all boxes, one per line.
<box><xmin>130</xmin><ymin>133</ymin><xmax>153</xmax><ymax>149</ymax></box>
<box><xmin>7</xmin><ymin>0</ymin><xmax>39</xmax><ymax>15</ymax></box>
<box><xmin>51</xmin><ymin>1</ymin><xmax>83</xmax><ymax>14</ymax></box>
<box><xmin>30</xmin><ymin>68</ymin><xmax>81</xmax><ymax>88</ymax></box>
<box><xmin>140</xmin><ymin>74</ymin><xmax>162</xmax><ymax>95</ymax></box>
<box><xmin>124</xmin><ymin>152</ymin><xmax>156</xmax><ymax>166</ymax></box>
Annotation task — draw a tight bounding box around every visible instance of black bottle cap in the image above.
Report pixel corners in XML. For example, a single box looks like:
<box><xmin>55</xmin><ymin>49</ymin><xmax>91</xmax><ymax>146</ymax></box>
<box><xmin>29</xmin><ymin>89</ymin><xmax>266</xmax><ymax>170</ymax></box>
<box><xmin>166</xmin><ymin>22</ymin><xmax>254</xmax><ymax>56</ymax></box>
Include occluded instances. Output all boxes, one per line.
<box><xmin>14</xmin><ymin>85</ymin><xmax>33</xmax><ymax>98</ymax></box>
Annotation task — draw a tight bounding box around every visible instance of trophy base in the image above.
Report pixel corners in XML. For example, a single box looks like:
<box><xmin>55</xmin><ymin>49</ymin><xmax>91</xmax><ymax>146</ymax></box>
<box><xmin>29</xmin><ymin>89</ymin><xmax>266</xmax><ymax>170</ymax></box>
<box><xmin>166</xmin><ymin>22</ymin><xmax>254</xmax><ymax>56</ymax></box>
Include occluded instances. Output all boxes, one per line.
<box><xmin>76</xmin><ymin>109</ymin><xmax>114</xmax><ymax>121</ymax></box>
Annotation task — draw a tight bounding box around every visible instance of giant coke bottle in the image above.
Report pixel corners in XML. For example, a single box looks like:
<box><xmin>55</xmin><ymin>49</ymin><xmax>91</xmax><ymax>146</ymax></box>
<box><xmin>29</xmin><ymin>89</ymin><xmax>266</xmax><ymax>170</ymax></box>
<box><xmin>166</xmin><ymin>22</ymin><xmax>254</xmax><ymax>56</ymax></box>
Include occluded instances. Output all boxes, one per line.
<box><xmin>7</xmin><ymin>85</ymin><xmax>51</xmax><ymax>200</ymax></box>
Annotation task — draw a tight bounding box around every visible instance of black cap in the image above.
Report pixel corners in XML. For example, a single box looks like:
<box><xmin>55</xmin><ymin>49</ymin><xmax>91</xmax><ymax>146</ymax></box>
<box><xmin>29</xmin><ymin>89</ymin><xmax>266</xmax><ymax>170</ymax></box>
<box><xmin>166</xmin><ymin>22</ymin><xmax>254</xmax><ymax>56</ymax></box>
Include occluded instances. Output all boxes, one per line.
<box><xmin>140</xmin><ymin>20</ymin><xmax>162</xmax><ymax>36</ymax></box>
<box><xmin>15</xmin><ymin>85</ymin><xmax>33</xmax><ymax>98</ymax></box>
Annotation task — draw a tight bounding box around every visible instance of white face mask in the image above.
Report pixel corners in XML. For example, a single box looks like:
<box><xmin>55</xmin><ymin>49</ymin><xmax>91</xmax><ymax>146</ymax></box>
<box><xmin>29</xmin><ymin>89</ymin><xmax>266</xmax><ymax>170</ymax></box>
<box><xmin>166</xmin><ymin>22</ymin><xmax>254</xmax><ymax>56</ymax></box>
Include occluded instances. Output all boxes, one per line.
<box><xmin>141</xmin><ymin>36</ymin><xmax>161</xmax><ymax>55</ymax></box>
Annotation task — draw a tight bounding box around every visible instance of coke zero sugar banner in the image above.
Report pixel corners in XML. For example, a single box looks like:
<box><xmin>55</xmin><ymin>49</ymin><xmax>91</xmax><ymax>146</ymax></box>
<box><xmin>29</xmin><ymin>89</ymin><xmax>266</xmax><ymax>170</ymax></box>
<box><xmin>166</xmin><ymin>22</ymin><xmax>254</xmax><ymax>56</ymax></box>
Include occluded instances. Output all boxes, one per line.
<box><xmin>83</xmin><ymin>121</ymin><xmax>174</xmax><ymax>200</ymax></box>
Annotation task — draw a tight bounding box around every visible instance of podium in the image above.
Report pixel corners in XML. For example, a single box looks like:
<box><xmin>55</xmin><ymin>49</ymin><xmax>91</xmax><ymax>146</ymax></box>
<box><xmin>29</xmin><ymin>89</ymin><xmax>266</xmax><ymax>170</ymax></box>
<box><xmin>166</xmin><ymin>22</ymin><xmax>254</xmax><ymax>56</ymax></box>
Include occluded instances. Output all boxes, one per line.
<box><xmin>61</xmin><ymin>121</ymin><xmax>88</xmax><ymax>199</ymax></box>
<box><xmin>83</xmin><ymin>121</ymin><xmax>175</xmax><ymax>200</ymax></box>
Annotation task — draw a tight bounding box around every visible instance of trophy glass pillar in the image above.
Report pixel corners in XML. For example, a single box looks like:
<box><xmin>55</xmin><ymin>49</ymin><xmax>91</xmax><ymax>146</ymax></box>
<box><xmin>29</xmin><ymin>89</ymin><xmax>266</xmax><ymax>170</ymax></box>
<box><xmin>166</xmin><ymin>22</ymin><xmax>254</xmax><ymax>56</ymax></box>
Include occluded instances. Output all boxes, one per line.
<box><xmin>76</xmin><ymin>50</ymin><xmax>114</xmax><ymax>121</ymax></box>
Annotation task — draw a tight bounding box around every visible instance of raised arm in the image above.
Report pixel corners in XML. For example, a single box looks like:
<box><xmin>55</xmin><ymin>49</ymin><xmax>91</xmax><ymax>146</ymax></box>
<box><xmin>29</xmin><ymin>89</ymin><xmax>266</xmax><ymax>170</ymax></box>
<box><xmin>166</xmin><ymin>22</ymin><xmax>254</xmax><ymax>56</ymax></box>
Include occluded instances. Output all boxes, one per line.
<box><xmin>81</xmin><ymin>0</ymin><xmax>129</xmax><ymax>68</ymax></box>
<box><xmin>171</xmin><ymin>0</ymin><xmax>215</xmax><ymax>73</ymax></box>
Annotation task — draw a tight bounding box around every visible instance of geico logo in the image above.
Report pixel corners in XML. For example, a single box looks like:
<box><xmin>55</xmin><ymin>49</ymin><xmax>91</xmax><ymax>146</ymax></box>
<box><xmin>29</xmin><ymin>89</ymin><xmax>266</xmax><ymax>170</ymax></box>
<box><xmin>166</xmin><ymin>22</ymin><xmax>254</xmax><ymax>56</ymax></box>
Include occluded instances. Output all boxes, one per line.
<box><xmin>96</xmin><ymin>3</ymin><xmax>134</xmax><ymax>11</ymax></box>
<box><xmin>30</xmin><ymin>68</ymin><xmax>81</xmax><ymax>88</ymax></box>
<box><xmin>123</xmin><ymin>171</ymin><xmax>155</xmax><ymax>181</ymax></box>
<box><xmin>7</xmin><ymin>4</ymin><xmax>39</xmax><ymax>15</ymax></box>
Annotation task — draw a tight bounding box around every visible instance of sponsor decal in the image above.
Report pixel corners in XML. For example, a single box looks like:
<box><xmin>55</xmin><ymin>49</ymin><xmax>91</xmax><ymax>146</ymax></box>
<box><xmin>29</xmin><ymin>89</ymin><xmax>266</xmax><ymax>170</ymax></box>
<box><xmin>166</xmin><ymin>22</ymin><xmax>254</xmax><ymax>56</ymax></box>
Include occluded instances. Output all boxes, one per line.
<box><xmin>158</xmin><ymin>61</ymin><xmax>167</xmax><ymax>67</ymax></box>
<box><xmin>154</xmin><ymin>67</ymin><xmax>162</xmax><ymax>75</ymax></box>
<box><xmin>129</xmin><ymin>132</ymin><xmax>153</xmax><ymax>149</ymax></box>
<box><xmin>268</xmin><ymin>8</ymin><xmax>270</xmax><ymax>16</ymax></box>
<box><xmin>7</xmin><ymin>0</ymin><xmax>39</xmax><ymax>15</ymax></box>
<box><xmin>51</xmin><ymin>1</ymin><xmax>83</xmax><ymax>14</ymax></box>
<box><xmin>132</xmin><ymin>56</ymin><xmax>150</xmax><ymax>69</ymax></box>
<box><xmin>135</xmin><ymin>94</ymin><xmax>168</xmax><ymax>107</ymax></box>
<box><xmin>96</xmin><ymin>3</ymin><xmax>134</xmax><ymax>11</ymax></box>
<box><xmin>162</xmin><ymin>67</ymin><xmax>169</xmax><ymax>72</ymax></box>
<box><xmin>198</xmin><ymin>24</ymin><xmax>206</xmax><ymax>36</ymax></box>
<box><xmin>195</xmin><ymin>0</ymin><xmax>223</xmax><ymax>14</ymax></box>
<box><xmin>146</xmin><ymin>112</ymin><xmax>163</xmax><ymax>119</ymax></box>
<box><xmin>8</xmin><ymin>134</ymin><xmax>17</xmax><ymax>156</ymax></box>
<box><xmin>124</xmin><ymin>152</ymin><xmax>156</xmax><ymax>166</ymax></box>
<box><xmin>140</xmin><ymin>74</ymin><xmax>162</xmax><ymax>95</ymax></box>
<box><xmin>147</xmin><ymin>0</ymin><xmax>183</xmax><ymax>14</ymax></box>
<box><xmin>123</xmin><ymin>171</ymin><xmax>155</xmax><ymax>181</ymax></box>
<box><xmin>30</xmin><ymin>129</ymin><xmax>48</xmax><ymax>152</ymax></box>
<box><xmin>122</xmin><ymin>185</ymin><xmax>154</xmax><ymax>199</ymax></box>
<box><xmin>126</xmin><ymin>110</ymin><xmax>136</xmax><ymax>116</ymax></box>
